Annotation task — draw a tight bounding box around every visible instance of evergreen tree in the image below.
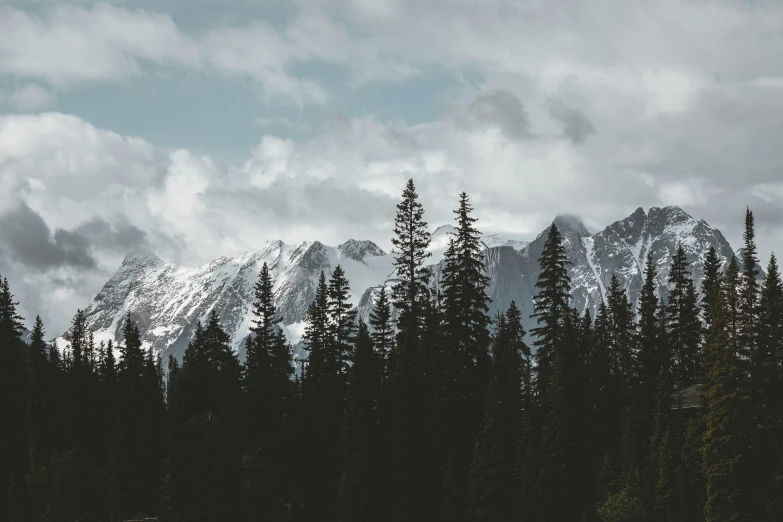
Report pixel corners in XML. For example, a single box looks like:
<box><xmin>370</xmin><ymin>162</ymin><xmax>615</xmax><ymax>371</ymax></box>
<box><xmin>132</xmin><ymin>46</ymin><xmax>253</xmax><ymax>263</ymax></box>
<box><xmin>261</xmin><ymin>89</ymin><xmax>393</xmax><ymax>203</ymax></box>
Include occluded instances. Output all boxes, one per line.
<box><xmin>251</xmin><ymin>261</ymin><xmax>279</xmax><ymax>351</ymax></box>
<box><xmin>628</xmin><ymin>252</ymin><xmax>663</xmax><ymax>504</ymax></box>
<box><xmin>300</xmin><ymin>271</ymin><xmax>344</xmax><ymax>522</ymax></box>
<box><xmin>531</xmin><ymin>223</ymin><xmax>572</xmax><ymax>399</ymax></box>
<box><xmin>0</xmin><ymin>277</ymin><xmax>27</xmax><ymax>513</ymax></box>
<box><xmin>438</xmin><ymin>455</ymin><xmax>463</xmax><ymax>522</ymax></box>
<box><xmin>512</xmin><ymin>300</ymin><xmax>538</xmax><ymax>521</ymax></box>
<box><xmin>329</xmin><ymin>265</ymin><xmax>357</xmax><ymax>372</ymax></box>
<box><xmin>655</xmin><ymin>429</ymin><xmax>679</xmax><ymax>522</ymax></box>
<box><xmin>468</xmin><ymin>302</ymin><xmax>527</xmax><ymax>522</ymax></box>
<box><xmin>337</xmin><ymin>322</ymin><xmax>380</xmax><ymax>522</ymax></box>
<box><xmin>680</xmin><ymin>417</ymin><xmax>706</xmax><ymax>522</ymax></box>
<box><xmin>701</xmin><ymin>272</ymin><xmax>751</xmax><ymax>522</ymax></box>
<box><xmin>107</xmin><ymin>314</ymin><xmax>165</xmax><ymax>519</ymax></box>
<box><xmin>26</xmin><ymin>316</ymin><xmax>53</xmax><ymax>462</ymax></box>
<box><xmin>537</xmin><ymin>308</ymin><xmax>589</xmax><ymax>522</ymax></box>
<box><xmin>369</xmin><ymin>285</ymin><xmax>394</xmax><ymax>367</ymax></box>
<box><xmin>244</xmin><ymin>261</ymin><xmax>294</xmax><ymax>520</ymax></box>
<box><xmin>438</xmin><ymin>192</ymin><xmax>492</xmax><ymax>520</ymax></box>
<box><xmin>649</xmin><ymin>363</ymin><xmax>679</xmax><ymax>522</ymax></box>
<box><xmin>740</xmin><ymin>208</ymin><xmax>760</xmax><ymax>364</ymax></box>
<box><xmin>387</xmin><ymin>180</ymin><xmax>442</xmax><ymax>522</ymax></box>
<box><xmin>369</xmin><ymin>284</ymin><xmax>397</xmax><ymax>521</ymax></box>
<box><xmin>607</xmin><ymin>274</ymin><xmax>635</xmax><ymax>390</ymax></box>
<box><xmin>589</xmin><ymin>300</ymin><xmax>623</xmax><ymax>514</ymax></box>
<box><xmin>723</xmin><ymin>257</ymin><xmax>741</xmax><ymax>359</ymax></box>
<box><xmin>666</xmin><ymin>245</ymin><xmax>701</xmax><ymax>388</ymax></box>
<box><xmin>162</xmin><ymin>311</ymin><xmax>244</xmax><ymax>522</ymax></box>
<box><xmin>701</xmin><ymin>247</ymin><xmax>723</xmax><ymax>328</ymax></box>
<box><xmin>390</xmin><ymin>178</ymin><xmax>432</xmax><ymax>340</ymax></box>
<box><xmin>63</xmin><ymin>309</ymin><xmax>100</xmax><ymax>456</ymax></box>
<box><xmin>753</xmin><ymin>253</ymin><xmax>783</xmax><ymax>519</ymax></box>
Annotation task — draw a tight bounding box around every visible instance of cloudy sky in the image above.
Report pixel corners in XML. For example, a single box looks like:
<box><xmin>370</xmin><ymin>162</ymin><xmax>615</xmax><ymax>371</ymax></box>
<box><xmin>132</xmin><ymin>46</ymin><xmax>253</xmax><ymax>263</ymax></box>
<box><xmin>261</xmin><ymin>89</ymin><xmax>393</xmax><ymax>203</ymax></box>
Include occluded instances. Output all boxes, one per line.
<box><xmin>1</xmin><ymin>0</ymin><xmax>783</xmax><ymax>334</ymax></box>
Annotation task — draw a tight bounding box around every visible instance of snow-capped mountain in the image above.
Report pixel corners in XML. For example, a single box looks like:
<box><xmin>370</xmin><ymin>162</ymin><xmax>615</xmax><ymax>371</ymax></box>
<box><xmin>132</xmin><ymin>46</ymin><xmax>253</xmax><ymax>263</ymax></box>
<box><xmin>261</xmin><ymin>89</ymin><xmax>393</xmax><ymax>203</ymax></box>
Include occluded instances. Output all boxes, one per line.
<box><xmin>59</xmin><ymin>239</ymin><xmax>394</xmax><ymax>361</ymax></box>
<box><xmin>60</xmin><ymin>205</ymin><xmax>746</xmax><ymax>361</ymax></box>
<box><xmin>356</xmin><ymin>206</ymin><xmax>742</xmax><ymax>340</ymax></box>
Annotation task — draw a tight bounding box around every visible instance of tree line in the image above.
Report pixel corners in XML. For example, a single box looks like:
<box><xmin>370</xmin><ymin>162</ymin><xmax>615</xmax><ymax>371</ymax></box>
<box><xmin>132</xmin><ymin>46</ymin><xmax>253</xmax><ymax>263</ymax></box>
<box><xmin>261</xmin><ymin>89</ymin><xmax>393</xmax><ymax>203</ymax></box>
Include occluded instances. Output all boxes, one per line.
<box><xmin>1</xmin><ymin>179</ymin><xmax>782</xmax><ymax>522</ymax></box>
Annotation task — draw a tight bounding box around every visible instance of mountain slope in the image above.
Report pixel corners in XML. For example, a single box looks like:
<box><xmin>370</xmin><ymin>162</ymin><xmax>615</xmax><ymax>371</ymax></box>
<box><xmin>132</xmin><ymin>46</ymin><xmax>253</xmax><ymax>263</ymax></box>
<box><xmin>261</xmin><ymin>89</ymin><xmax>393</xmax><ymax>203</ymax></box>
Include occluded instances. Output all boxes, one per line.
<box><xmin>59</xmin><ymin>239</ymin><xmax>393</xmax><ymax>361</ymax></box>
<box><xmin>60</xmin><ymin>206</ymin><xmax>746</xmax><ymax>361</ymax></box>
<box><xmin>356</xmin><ymin>206</ymin><xmax>742</xmax><ymax>339</ymax></box>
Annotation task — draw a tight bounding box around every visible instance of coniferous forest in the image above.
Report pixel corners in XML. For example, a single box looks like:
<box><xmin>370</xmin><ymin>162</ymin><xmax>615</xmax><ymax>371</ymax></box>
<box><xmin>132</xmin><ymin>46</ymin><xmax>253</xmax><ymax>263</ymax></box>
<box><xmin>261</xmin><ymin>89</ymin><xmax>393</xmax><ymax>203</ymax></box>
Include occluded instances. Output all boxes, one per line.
<box><xmin>2</xmin><ymin>179</ymin><xmax>783</xmax><ymax>522</ymax></box>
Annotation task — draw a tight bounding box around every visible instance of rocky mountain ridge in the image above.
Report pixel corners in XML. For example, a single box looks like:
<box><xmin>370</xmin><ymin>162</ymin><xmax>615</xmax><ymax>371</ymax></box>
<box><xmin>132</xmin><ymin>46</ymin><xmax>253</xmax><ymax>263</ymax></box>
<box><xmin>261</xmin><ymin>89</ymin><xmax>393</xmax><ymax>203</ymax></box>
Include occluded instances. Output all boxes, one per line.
<box><xmin>58</xmin><ymin>206</ymin><xmax>747</xmax><ymax>362</ymax></box>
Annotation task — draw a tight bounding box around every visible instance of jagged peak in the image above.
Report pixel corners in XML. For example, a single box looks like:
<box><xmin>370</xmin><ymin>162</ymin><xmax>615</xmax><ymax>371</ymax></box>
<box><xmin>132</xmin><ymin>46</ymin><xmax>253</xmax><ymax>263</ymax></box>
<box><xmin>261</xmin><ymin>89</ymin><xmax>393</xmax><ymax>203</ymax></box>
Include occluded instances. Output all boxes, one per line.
<box><xmin>121</xmin><ymin>248</ymin><xmax>163</xmax><ymax>267</ymax></box>
<box><xmin>264</xmin><ymin>239</ymin><xmax>285</xmax><ymax>249</ymax></box>
<box><xmin>432</xmin><ymin>224</ymin><xmax>457</xmax><ymax>237</ymax></box>
<box><xmin>552</xmin><ymin>214</ymin><xmax>591</xmax><ymax>237</ymax></box>
<box><xmin>339</xmin><ymin>239</ymin><xmax>386</xmax><ymax>261</ymax></box>
<box><xmin>648</xmin><ymin>205</ymin><xmax>693</xmax><ymax>221</ymax></box>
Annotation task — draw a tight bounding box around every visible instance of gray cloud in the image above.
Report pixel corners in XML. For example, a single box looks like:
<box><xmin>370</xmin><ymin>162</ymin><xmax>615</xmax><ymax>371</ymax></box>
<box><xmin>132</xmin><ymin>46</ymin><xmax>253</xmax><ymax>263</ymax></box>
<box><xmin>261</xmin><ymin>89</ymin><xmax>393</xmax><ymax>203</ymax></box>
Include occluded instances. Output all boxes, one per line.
<box><xmin>547</xmin><ymin>99</ymin><xmax>596</xmax><ymax>144</ymax></box>
<box><xmin>449</xmin><ymin>90</ymin><xmax>531</xmax><ymax>140</ymax></box>
<box><xmin>0</xmin><ymin>202</ymin><xmax>97</xmax><ymax>271</ymax></box>
<box><xmin>202</xmin><ymin>177</ymin><xmax>396</xmax><ymax>245</ymax></box>
<box><xmin>4</xmin><ymin>0</ymin><xmax>783</xmax><ymax>334</ymax></box>
<box><xmin>73</xmin><ymin>215</ymin><xmax>152</xmax><ymax>255</ymax></box>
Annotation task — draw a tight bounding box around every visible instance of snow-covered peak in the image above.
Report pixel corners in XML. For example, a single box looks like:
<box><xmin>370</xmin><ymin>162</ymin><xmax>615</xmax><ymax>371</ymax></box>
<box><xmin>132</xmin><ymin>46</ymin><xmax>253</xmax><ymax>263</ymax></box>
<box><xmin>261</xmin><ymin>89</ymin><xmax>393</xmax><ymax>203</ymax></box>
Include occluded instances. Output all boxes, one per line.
<box><xmin>338</xmin><ymin>239</ymin><xmax>386</xmax><ymax>262</ymax></box>
<box><xmin>428</xmin><ymin>224</ymin><xmax>457</xmax><ymax>264</ymax></box>
<box><xmin>74</xmin><ymin>206</ymin><xmax>748</xmax><ymax>367</ymax></box>
<box><xmin>121</xmin><ymin>248</ymin><xmax>163</xmax><ymax>267</ymax></box>
<box><xmin>553</xmin><ymin>214</ymin><xmax>591</xmax><ymax>237</ymax></box>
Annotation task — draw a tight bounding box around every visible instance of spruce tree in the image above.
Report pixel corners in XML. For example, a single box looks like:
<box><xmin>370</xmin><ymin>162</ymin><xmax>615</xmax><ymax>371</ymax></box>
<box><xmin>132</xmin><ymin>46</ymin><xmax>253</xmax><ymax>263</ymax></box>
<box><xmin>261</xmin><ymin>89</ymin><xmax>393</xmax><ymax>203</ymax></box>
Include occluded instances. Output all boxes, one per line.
<box><xmin>301</xmin><ymin>271</ymin><xmax>344</xmax><ymax>522</ymax></box>
<box><xmin>438</xmin><ymin>455</ymin><xmax>463</xmax><ymax>522</ymax></box>
<box><xmin>510</xmin><ymin>300</ymin><xmax>538</xmax><ymax>521</ymax></box>
<box><xmin>162</xmin><ymin>311</ymin><xmax>245</xmax><ymax>521</ymax></box>
<box><xmin>666</xmin><ymin>245</ymin><xmax>701</xmax><ymax>388</ymax></box>
<box><xmin>329</xmin><ymin>265</ymin><xmax>357</xmax><ymax>373</ymax></box>
<box><xmin>649</xmin><ymin>363</ymin><xmax>680</xmax><ymax>521</ymax></box>
<box><xmin>589</xmin><ymin>300</ymin><xmax>623</xmax><ymax>513</ymax></box>
<box><xmin>63</xmin><ymin>309</ymin><xmax>99</xmax><ymax>456</ymax></box>
<box><xmin>107</xmin><ymin>314</ymin><xmax>165</xmax><ymax>519</ymax></box>
<box><xmin>754</xmin><ymin>253</ymin><xmax>783</xmax><ymax>519</ymax></box>
<box><xmin>607</xmin><ymin>274</ymin><xmax>635</xmax><ymax>390</ymax></box>
<box><xmin>26</xmin><ymin>316</ymin><xmax>52</xmax><ymax>462</ymax></box>
<box><xmin>680</xmin><ymin>417</ymin><xmax>706</xmax><ymax>522</ymax></box>
<box><xmin>369</xmin><ymin>285</ymin><xmax>394</xmax><ymax>367</ymax></box>
<box><xmin>438</xmin><ymin>192</ymin><xmax>492</xmax><ymax>520</ymax></box>
<box><xmin>390</xmin><ymin>178</ymin><xmax>432</xmax><ymax>340</ymax></box>
<box><xmin>701</xmin><ymin>272</ymin><xmax>751</xmax><ymax>522</ymax></box>
<box><xmin>723</xmin><ymin>257</ymin><xmax>741</xmax><ymax>358</ymax></box>
<box><xmin>701</xmin><ymin>247</ymin><xmax>722</xmax><ymax>328</ymax></box>
<box><xmin>537</xmin><ymin>307</ymin><xmax>589</xmax><ymax>522</ymax></box>
<box><xmin>337</xmin><ymin>322</ymin><xmax>380</xmax><ymax>522</ymax></box>
<box><xmin>468</xmin><ymin>302</ymin><xmax>527</xmax><ymax>522</ymax></box>
<box><xmin>740</xmin><ymin>208</ymin><xmax>760</xmax><ymax>364</ymax></box>
<box><xmin>628</xmin><ymin>252</ymin><xmax>662</xmax><ymax>504</ymax></box>
<box><xmin>244</xmin><ymin>262</ymin><xmax>294</xmax><ymax>519</ymax></box>
<box><xmin>531</xmin><ymin>223</ymin><xmax>571</xmax><ymax>399</ymax></box>
<box><xmin>369</xmin><ymin>285</ymin><xmax>396</xmax><ymax>522</ymax></box>
<box><xmin>0</xmin><ymin>277</ymin><xmax>26</xmax><ymax>513</ymax></box>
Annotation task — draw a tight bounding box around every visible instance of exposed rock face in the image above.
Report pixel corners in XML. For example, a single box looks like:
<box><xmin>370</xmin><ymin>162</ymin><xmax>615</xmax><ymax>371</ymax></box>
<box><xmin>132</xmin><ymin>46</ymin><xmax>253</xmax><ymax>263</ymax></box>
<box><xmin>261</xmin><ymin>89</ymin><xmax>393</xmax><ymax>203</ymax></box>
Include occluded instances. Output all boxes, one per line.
<box><xmin>63</xmin><ymin>206</ymin><xmax>748</xmax><ymax>361</ymax></box>
<box><xmin>356</xmin><ymin>206</ymin><xmax>744</xmax><ymax>339</ymax></box>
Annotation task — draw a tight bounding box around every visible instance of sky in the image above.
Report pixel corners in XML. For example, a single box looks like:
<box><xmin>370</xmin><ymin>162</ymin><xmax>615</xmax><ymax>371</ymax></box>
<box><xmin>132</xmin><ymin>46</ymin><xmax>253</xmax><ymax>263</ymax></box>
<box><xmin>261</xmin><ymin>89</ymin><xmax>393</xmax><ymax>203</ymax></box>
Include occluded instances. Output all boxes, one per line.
<box><xmin>1</xmin><ymin>0</ymin><xmax>783</xmax><ymax>335</ymax></box>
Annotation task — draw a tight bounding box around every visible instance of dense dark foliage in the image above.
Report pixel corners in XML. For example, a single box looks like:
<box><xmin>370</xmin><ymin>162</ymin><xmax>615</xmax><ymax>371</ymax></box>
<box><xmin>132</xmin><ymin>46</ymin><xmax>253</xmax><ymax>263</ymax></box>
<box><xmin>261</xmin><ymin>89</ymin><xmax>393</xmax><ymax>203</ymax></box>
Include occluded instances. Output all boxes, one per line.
<box><xmin>1</xmin><ymin>184</ymin><xmax>781</xmax><ymax>522</ymax></box>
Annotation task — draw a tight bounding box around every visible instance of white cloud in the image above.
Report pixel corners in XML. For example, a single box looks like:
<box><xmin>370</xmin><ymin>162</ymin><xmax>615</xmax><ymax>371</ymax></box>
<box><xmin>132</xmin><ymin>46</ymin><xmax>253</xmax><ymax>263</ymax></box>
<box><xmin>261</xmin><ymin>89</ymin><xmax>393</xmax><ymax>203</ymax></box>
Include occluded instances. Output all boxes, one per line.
<box><xmin>0</xmin><ymin>4</ymin><xmax>201</xmax><ymax>85</ymax></box>
<box><xmin>3</xmin><ymin>0</ymin><xmax>783</xmax><ymax>333</ymax></box>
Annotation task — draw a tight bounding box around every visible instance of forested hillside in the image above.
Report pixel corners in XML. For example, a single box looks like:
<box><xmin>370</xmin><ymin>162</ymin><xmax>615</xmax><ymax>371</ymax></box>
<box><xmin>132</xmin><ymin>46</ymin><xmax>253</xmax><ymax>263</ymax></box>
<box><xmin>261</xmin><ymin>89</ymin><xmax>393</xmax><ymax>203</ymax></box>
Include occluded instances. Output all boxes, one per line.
<box><xmin>1</xmin><ymin>179</ymin><xmax>781</xmax><ymax>522</ymax></box>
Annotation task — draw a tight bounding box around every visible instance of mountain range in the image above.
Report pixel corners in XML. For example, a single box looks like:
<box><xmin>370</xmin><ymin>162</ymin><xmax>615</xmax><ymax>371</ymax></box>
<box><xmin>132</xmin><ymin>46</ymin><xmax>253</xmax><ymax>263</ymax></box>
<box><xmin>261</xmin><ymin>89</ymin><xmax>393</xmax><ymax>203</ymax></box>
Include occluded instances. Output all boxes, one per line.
<box><xmin>56</xmin><ymin>206</ymin><xmax>748</xmax><ymax>362</ymax></box>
